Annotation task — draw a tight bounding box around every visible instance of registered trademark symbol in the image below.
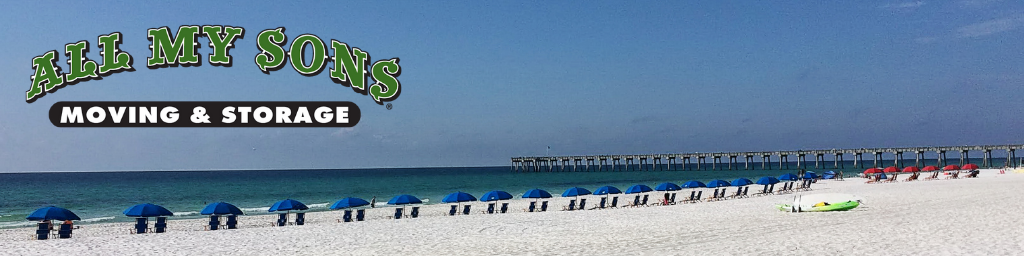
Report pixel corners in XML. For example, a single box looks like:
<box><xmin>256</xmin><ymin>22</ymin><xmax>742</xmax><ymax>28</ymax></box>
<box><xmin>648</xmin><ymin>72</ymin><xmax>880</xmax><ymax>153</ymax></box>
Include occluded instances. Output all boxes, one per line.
<box><xmin>386</xmin><ymin>103</ymin><xmax>393</xmax><ymax>110</ymax></box>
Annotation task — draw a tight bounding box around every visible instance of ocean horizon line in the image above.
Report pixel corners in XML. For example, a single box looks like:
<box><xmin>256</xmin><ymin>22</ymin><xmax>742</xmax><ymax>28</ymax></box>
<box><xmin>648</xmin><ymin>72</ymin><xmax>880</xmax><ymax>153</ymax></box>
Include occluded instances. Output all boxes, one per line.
<box><xmin>0</xmin><ymin>165</ymin><xmax>508</xmax><ymax>174</ymax></box>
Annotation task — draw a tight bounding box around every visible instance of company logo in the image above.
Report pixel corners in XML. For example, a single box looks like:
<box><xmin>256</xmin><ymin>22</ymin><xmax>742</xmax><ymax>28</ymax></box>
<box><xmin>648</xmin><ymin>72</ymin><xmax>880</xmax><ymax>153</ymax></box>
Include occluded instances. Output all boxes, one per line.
<box><xmin>25</xmin><ymin>25</ymin><xmax>401</xmax><ymax>127</ymax></box>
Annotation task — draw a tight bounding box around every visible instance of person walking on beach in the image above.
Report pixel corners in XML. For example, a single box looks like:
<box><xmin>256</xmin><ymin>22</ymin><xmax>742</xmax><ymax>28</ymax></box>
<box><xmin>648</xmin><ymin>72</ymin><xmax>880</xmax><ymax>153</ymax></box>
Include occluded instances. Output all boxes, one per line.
<box><xmin>370</xmin><ymin>196</ymin><xmax>376</xmax><ymax>208</ymax></box>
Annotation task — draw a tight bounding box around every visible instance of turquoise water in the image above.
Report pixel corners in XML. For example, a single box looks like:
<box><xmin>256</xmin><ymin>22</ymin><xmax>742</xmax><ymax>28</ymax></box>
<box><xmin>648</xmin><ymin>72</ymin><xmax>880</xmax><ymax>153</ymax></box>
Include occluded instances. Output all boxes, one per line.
<box><xmin>0</xmin><ymin>158</ymin><xmax>1014</xmax><ymax>228</ymax></box>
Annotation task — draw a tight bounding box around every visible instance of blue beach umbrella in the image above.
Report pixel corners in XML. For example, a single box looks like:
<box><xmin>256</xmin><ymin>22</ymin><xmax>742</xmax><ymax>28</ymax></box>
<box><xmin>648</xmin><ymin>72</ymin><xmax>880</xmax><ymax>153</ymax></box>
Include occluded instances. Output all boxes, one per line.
<box><xmin>387</xmin><ymin>195</ymin><xmax>423</xmax><ymax>205</ymax></box>
<box><xmin>706</xmin><ymin>180</ymin><xmax>732</xmax><ymax>188</ymax></box>
<box><xmin>123</xmin><ymin>203</ymin><xmax>174</xmax><ymax>217</ymax></box>
<box><xmin>562</xmin><ymin>187</ymin><xmax>592</xmax><ymax>197</ymax></box>
<box><xmin>803</xmin><ymin>171</ymin><xmax>819</xmax><ymax>179</ymax></box>
<box><xmin>26</xmin><ymin>206</ymin><xmax>81</xmax><ymax>221</ymax></box>
<box><xmin>757</xmin><ymin>176</ymin><xmax>781</xmax><ymax>185</ymax></box>
<box><xmin>201</xmin><ymin>202</ymin><xmax>244</xmax><ymax>215</ymax></box>
<box><xmin>681</xmin><ymin>180</ymin><xmax>707</xmax><ymax>188</ymax></box>
<box><xmin>331</xmin><ymin>197</ymin><xmax>370</xmax><ymax>209</ymax></box>
<box><xmin>442</xmin><ymin>192</ymin><xmax>477</xmax><ymax>203</ymax></box>
<box><xmin>269</xmin><ymin>199</ymin><xmax>309</xmax><ymax>212</ymax></box>
<box><xmin>480</xmin><ymin>190</ymin><xmax>514</xmax><ymax>202</ymax></box>
<box><xmin>654</xmin><ymin>182</ymin><xmax>682</xmax><ymax>191</ymax></box>
<box><xmin>522</xmin><ymin>189</ymin><xmax>553</xmax><ymax>199</ymax></box>
<box><xmin>731</xmin><ymin>178</ymin><xmax>754</xmax><ymax>187</ymax></box>
<box><xmin>625</xmin><ymin>184</ymin><xmax>653</xmax><ymax>194</ymax></box>
<box><xmin>779</xmin><ymin>173</ymin><xmax>799</xmax><ymax>181</ymax></box>
<box><xmin>593</xmin><ymin>186</ymin><xmax>622</xmax><ymax>195</ymax></box>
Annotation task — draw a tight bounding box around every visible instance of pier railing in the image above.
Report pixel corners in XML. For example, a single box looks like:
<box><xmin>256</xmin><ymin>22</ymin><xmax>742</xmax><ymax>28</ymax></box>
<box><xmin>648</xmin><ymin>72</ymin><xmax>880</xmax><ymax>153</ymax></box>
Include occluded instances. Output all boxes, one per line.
<box><xmin>511</xmin><ymin>144</ymin><xmax>1023</xmax><ymax>172</ymax></box>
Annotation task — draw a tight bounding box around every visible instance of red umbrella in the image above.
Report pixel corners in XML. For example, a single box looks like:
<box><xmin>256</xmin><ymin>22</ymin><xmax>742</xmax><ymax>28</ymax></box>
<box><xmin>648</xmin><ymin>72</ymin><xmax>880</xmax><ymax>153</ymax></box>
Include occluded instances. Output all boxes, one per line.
<box><xmin>883</xmin><ymin>166</ymin><xmax>900</xmax><ymax>173</ymax></box>
<box><xmin>863</xmin><ymin>168</ymin><xmax>883</xmax><ymax>174</ymax></box>
<box><xmin>921</xmin><ymin>166</ymin><xmax>938</xmax><ymax>171</ymax></box>
<box><xmin>962</xmin><ymin>163</ymin><xmax>979</xmax><ymax>170</ymax></box>
<box><xmin>902</xmin><ymin>166</ymin><xmax>921</xmax><ymax>173</ymax></box>
<box><xmin>943</xmin><ymin>165</ymin><xmax>960</xmax><ymax>171</ymax></box>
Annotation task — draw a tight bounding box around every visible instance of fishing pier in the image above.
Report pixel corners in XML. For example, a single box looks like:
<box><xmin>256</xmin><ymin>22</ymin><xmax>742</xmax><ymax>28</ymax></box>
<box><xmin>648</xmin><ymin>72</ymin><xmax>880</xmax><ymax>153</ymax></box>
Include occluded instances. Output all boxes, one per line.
<box><xmin>510</xmin><ymin>144</ymin><xmax>1023</xmax><ymax>172</ymax></box>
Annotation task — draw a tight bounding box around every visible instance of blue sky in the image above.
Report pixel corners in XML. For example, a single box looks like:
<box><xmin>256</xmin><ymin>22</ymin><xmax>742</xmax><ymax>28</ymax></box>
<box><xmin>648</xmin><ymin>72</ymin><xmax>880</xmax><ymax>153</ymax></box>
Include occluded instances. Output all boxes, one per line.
<box><xmin>1</xmin><ymin>1</ymin><xmax>1022</xmax><ymax>172</ymax></box>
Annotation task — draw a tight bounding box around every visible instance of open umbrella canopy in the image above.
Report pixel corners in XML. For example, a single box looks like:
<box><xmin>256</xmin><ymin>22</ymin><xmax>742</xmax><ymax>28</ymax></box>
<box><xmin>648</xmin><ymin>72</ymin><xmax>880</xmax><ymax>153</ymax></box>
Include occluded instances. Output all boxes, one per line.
<box><xmin>26</xmin><ymin>206</ymin><xmax>81</xmax><ymax>221</ymax></box>
<box><xmin>962</xmin><ymin>163</ymin><xmax>979</xmax><ymax>170</ymax></box>
<box><xmin>883</xmin><ymin>167</ymin><xmax>900</xmax><ymax>173</ymax></box>
<box><xmin>863</xmin><ymin>168</ymin><xmax>882</xmax><ymax>174</ymax></box>
<box><xmin>201</xmin><ymin>202</ymin><xmax>244</xmax><ymax>215</ymax></box>
<box><xmin>593</xmin><ymin>186</ymin><xmax>622</xmax><ymax>195</ymax></box>
<box><xmin>731</xmin><ymin>178</ymin><xmax>753</xmax><ymax>187</ymax></box>
<box><xmin>778</xmin><ymin>173</ymin><xmax>799</xmax><ymax>181</ymax></box>
<box><xmin>706</xmin><ymin>180</ymin><xmax>731</xmax><ymax>188</ymax></box>
<box><xmin>681</xmin><ymin>180</ymin><xmax>706</xmax><ymax>188</ymax></box>
<box><xmin>903</xmin><ymin>166</ymin><xmax>921</xmax><ymax>173</ymax></box>
<box><xmin>331</xmin><ymin>197</ymin><xmax>370</xmax><ymax>209</ymax></box>
<box><xmin>757</xmin><ymin>176</ymin><xmax>781</xmax><ymax>185</ymax></box>
<box><xmin>388</xmin><ymin>195</ymin><xmax>422</xmax><ymax>205</ymax></box>
<box><xmin>442</xmin><ymin>192</ymin><xmax>477</xmax><ymax>203</ymax></box>
<box><xmin>943</xmin><ymin>165</ymin><xmax>961</xmax><ymax>171</ymax></box>
<box><xmin>480</xmin><ymin>190</ymin><xmax>514</xmax><ymax>201</ymax></box>
<box><xmin>269</xmin><ymin>199</ymin><xmax>309</xmax><ymax>212</ymax></box>
<box><xmin>562</xmin><ymin>187</ymin><xmax>592</xmax><ymax>197</ymax></box>
<box><xmin>803</xmin><ymin>172</ymin><xmax>819</xmax><ymax>179</ymax></box>
<box><xmin>625</xmin><ymin>184</ymin><xmax>653</xmax><ymax>194</ymax></box>
<box><xmin>522</xmin><ymin>189</ymin><xmax>553</xmax><ymax>199</ymax></box>
<box><xmin>654</xmin><ymin>182</ymin><xmax>682</xmax><ymax>191</ymax></box>
<box><xmin>123</xmin><ymin>203</ymin><xmax>174</xmax><ymax>217</ymax></box>
<box><xmin>922</xmin><ymin>165</ymin><xmax>938</xmax><ymax>171</ymax></box>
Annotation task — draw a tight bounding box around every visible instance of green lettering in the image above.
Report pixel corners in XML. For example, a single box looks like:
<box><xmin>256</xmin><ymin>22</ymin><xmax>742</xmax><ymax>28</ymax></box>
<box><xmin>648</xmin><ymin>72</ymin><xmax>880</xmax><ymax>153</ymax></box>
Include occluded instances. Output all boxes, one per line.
<box><xmin>64</xmin><ymin>41</ymin><xmax>99</xmax><ymax>83</ymax></box>
<box><xmin>329</xmin><ymin>40</ymin><xmax>369</xmax><ymax>91</ymax></box>
<box><xmin>202</xmin><ymin>25</ymin><xmax>245</xmax><ymax>66</ymax></box>
<box><xmin>147</xmin><ymin>26</ymin><xmax>202</xmax><ymax>68</ymax></box>
<box><xmin>26</xmin><ymin>51</ymin><xmax>64</xmax><ymax>102</ymax></box>
<box><xmin>97</xmin><ymin>32</ymin><xmax>134</xmax><ymax>75</ymax></box>
<box><xmin>369</xmin><ymin>58</ymin><xmax>402</xmax><ymax>104</ymax></box>
<box><xmin>289</xmin><ymin>34</ymin><xmax>327</xmax><ymax>76</ymax></box>
<box><xmin>254</xmin><ymin>28</ymin><xmax>287</xmax><ymax>73</ymax></box>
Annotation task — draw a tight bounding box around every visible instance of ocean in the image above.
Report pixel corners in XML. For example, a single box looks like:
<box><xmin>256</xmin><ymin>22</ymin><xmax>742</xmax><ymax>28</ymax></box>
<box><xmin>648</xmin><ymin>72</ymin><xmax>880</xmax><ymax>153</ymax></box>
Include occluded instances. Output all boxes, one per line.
<box><xmin>0</xmin><ymin>158</ymin><xmax>1015</xmax><ymax>228</ymax></box>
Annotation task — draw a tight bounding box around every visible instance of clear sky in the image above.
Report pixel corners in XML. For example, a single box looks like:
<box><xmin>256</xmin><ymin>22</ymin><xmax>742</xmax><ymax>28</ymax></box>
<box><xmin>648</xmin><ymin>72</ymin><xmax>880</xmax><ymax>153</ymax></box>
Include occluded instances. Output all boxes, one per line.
<box><xmin>1</xmin><ymin>1</ymin><xmax>1022</xmax><ymax>172</ymax></box>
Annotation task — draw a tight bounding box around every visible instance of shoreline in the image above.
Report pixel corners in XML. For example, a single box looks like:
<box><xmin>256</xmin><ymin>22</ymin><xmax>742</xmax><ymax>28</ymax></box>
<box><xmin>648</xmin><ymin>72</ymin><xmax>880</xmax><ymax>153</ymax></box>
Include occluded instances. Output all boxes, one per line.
<box><xmin>1</xmin><ymin>169</ymin><xmax>1019</xmax><ymax>255</ymax></box>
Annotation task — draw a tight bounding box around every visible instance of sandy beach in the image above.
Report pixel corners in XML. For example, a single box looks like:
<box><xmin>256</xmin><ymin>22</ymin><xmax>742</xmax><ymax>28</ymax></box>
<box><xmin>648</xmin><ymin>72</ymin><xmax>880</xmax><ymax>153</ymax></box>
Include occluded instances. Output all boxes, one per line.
<box><xmin>2</xmin><ymin>169</ymin><xmax>1021</xmax><ymax>255</ymax></box>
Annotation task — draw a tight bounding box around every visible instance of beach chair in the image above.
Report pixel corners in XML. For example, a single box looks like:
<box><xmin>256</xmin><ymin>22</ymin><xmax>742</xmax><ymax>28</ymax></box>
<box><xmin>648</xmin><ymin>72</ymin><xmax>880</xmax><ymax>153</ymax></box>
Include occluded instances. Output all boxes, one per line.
<box><xmin>206</xmin><ymin>215</ymin><xmax>220</xmax><ymax>231</ymax></box>
<box><xmin>449</xmin><ymin>205</ymin><xmax>458</xmax><ymax>216</ymax></box>
<box><xmin>885</xmin><ymin>174</ymin><xmax>898</xmax><ymax>183</ymax></box>
<box><xmin>131</xmin><ymin>218</ymin><xmax>148</xmax><ymax>234</ymax></box>
<box><xmin>669</xmin><ymin>193</ymin><xmax>677</xmax><ymax>205</ymax></box>
<box><xmin>767</xmin><ymin>184</ymin><xmax>776</xmax><ymax>195</ymax></box>
<box><xmin>155</xmin><ymin>217</ymin><xmax>167</xmax><ymax>233</ymax></box>
<box><xmin>578</xmin><ymin>199</ymin><xmax>587</xmax><ymax>210</ymax></box>
<box><xmin>462</xmin><ymin>205</ymin><xmax>471</xmax><ymax>215</ymax></box>
<box><xmin>540</xmin><ymin>201</ymin><xmax>549</xmax><ymax>212</ymax></box>
<box><xmin>741</xmin><ymin>187</ymin><xmax>749</xmax><ymax>198</ymax></box>
<box><xmin>275</xmin><ymin>213</ymin><xmax>287</xmax><ymax>226</ymax></box>
<box><xmin>706</xmin><ymin>189</ymin><xmax>719</xmax><ymax>202</ymax></box>
<box><xmin>924</xmin><ymin>171</ymin><xmax>939</xmax><ymax>180</ymax></box>
<box><xmin>393</xmin><ymin>208</ymin><xmax>403</xmax><ymax>219</ymax></box>
<box><xmin>641</xmin><ymin>195</ymin><xmax>649</xmax><ymax>206</ymax></box>
<box><xmin>731</xmin><ymin>188</ymin><xmax>743</xmax><ymax>199</ymax></box>
<box><xmin>296</xmin><ymin>213</ymin><xmax>305</xmax><ymax>225</ymax></box>
<box><xmin>525</xmin><ymin>201</ymin><xmax>537</xmax><ymax>212</ymax></box>
<box><xmin>610</xmin><ymin>197</ymin><xmax>619</xmax><ymax>208</ymax></box>
<box><xmin>34</xmin><ymin>222</ymin><xmax>49</xmax><ymax>240</ymax></box>
<box><xmin>693</xmin><ymin>191</ymin><xmax>703</xmax><ymax>202</ymax></box>
<box><xmin>946</xmin><ymin>171</ymin><xmax>960</xmax><ymax>179</ymax></box>
<box><xmin>57</xmin><ymin>223</ymin><xmax>73</xmax><ymax>239</ymax></box>
<box><xmin>660</xmin><ymin>193</ymin><xmax>671</xmax><ymax>206</ymax></box>
<box><xmin>596</xmin><ymin>197</ymin><xmax>607</xmax><ymax>209</ymax></box>
<box><xmin>226</xmin><ymin>215</ymin><xmax>238</xmax><ymax>229</ymax></box>
<box><xmin>356</xmin><ymin>209</ymin><xmax>366</xmax><ymax>221</ymax></box>
<box><xmin>484</xmin><ymin>203</ymin><xmax>496</xmax><ymax>214</ymax></box>
<box><xmin>563</xmin><ymin>199</ymin><xmax>577</xmax><ymax>211</ymax></box>
<box><xmin>630</xmin><ymin>195</ymin><xmax>641</xmax><ymax>207</ymax></box>
<box><xmin>684</xmin><ymin>191</ymin><xmax>696</xmax><ymax>203</ymax></box>
<box><xmin>410</xmin><ymin>207</ymin><xmax>420</xmax><ymax>218</ymax></box>
<box><xmin>500</xmin><ymin>203</ymin><xmax>509</xmax><ymax>213</ymax></box>
<box><xmin>342</xmin><ymin>210</ymin><xmax>353</xmax><ymax>222</ymax></box>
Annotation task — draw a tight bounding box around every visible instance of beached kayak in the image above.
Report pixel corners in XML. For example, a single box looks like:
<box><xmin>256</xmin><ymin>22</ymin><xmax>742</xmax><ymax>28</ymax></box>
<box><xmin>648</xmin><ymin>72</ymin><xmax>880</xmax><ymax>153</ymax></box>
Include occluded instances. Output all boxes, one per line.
<box><xmin>777</xmin><ymin>200</ymin><xmax>859</xmax><ymax>212</ymax></box>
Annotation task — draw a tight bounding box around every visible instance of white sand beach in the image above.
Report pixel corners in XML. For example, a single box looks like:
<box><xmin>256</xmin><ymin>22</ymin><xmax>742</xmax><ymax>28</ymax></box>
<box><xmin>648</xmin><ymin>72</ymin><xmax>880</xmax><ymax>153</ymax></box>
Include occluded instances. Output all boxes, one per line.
<box><xmin>2</xmin><ymin>169</ymin><xmax>1022</xmax><ymax>255</ymax></box>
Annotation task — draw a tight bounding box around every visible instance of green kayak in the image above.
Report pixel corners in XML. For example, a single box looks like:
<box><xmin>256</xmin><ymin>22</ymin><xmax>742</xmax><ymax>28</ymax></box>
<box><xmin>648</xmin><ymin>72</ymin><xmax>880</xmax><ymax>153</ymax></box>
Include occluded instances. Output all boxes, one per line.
<box><xmin>776</xmin><ymin>200</ymin><xmax>859</xmax><ymax>212</ymax></box>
